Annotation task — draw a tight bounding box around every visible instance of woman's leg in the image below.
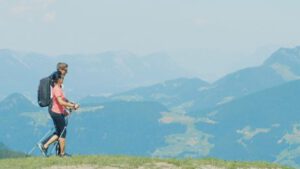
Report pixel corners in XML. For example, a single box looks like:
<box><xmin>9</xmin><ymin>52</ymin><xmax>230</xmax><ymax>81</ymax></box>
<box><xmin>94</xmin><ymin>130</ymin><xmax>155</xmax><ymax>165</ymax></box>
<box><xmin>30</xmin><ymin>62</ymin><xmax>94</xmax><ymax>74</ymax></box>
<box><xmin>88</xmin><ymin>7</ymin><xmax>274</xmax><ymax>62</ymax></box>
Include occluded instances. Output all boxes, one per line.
<box><xmin>59</xmin><ymin>138</ymin><xmax>66</xmax><ymax>155</ymax></box>
<box><xmin>45</xmin><ymin>112</ymin><xmax>65</xmax><ymax>150</ymax></box>
<box><xmin>44</xmin><ymin>111</ymin><xmax>61</xmax><ymax>149</ymax></box>
<box><xmin>38</xmin><ymin>112</ymin><xmax>60</xmax><ymax>156</ymax></box>
<box><xmin>55</xmin><ymin>114</ymin><xmax>67</xmax><ymax>155</ymax></box>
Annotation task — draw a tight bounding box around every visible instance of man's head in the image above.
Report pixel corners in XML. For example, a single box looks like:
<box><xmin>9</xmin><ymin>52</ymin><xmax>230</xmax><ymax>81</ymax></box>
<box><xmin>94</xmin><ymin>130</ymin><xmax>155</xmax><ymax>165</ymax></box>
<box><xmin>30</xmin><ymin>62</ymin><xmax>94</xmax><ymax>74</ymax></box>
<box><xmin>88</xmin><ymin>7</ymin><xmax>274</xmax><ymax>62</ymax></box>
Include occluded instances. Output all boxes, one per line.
<box><xmin>57</xmin><ymin>62</ymin><xmax>68</xmax><ymax>76</ymax></box>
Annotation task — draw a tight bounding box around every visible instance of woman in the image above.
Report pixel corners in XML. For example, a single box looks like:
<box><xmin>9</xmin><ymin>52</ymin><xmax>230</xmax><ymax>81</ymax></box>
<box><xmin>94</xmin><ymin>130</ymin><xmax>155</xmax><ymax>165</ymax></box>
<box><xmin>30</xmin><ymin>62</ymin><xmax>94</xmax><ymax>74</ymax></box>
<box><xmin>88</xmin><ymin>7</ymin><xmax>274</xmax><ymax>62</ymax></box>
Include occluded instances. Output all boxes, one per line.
<box><xmin>38</xmin><ymin>71</ymin><xmax>79</xmax><ymax>157</ymax></box>
<box><xmin>40</xmin><ymin>62</ymin><xmax>68</xmax><ymax>147</ymax></box>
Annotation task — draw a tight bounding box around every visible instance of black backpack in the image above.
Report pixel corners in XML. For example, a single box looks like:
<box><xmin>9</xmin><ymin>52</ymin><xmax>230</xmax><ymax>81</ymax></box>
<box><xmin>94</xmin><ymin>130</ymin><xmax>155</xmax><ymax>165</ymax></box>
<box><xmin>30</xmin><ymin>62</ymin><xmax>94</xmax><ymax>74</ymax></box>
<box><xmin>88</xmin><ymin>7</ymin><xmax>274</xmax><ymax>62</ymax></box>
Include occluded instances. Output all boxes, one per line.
<box><xmin>37</xmin><ymin>75</ymin><xmax>53</xmax><ymax>107</ymax></box>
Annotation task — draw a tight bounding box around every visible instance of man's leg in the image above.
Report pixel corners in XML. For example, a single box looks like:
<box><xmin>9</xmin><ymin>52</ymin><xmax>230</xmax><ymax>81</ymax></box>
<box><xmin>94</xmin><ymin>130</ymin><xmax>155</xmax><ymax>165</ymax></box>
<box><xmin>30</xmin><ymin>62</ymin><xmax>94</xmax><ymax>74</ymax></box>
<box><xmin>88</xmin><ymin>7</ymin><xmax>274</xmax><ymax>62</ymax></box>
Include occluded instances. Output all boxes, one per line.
<box><xmin>42</xmin><ymin>134</ymin><xmax>54</xmax><ymax>145</ymax></box>
<box><xmin>44</xmin><ymin>135</ymin><xmax>59</xmax><ymax>149</ymax></box>
<box><xmin>38</xmin><ymin>134</ymin><xmax>58</xmax><ymax>156</ymax></box>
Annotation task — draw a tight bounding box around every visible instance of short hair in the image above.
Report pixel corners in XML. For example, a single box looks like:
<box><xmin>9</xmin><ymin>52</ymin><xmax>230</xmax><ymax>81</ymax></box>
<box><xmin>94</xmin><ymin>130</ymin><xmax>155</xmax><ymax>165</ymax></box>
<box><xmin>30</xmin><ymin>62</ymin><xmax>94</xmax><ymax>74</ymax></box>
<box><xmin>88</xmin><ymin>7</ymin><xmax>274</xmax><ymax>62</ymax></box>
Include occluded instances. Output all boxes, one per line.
<box><xmin>52</xmin><ymin>71</ymin><xmax>63</xmax><ymax>84</ymax></box>
<box><xmin>56</xmin><ymin>62</ymin><xmax>68</xmax><ymax>70</ymax></box>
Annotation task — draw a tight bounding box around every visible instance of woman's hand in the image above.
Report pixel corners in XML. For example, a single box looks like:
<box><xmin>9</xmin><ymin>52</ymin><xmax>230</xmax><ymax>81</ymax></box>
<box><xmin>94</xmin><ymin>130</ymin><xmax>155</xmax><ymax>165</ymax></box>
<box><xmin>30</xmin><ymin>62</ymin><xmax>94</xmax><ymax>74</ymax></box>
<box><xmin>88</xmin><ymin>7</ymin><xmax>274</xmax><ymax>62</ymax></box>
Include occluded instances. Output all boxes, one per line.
<box><xmin>68</xmin><ymin>103</ymin><xmax>80</xmax><ymax>110</ymax></box>
<box><xmin>74</xmin><ymin>103</ymin><xmax>80</xmax><ymax>110</ymax></box>
<box><xmin>62</xmin><ymin>100</ymin><xmax>80</xmax><ymax>111</ymax></box>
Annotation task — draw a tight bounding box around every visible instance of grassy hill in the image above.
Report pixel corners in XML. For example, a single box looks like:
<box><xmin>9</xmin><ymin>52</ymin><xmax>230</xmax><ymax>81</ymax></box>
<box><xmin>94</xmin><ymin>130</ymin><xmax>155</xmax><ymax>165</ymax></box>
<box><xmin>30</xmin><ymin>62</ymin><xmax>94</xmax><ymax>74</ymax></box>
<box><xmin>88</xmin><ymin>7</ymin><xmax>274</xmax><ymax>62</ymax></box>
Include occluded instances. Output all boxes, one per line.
<box><xmin>0</xmin><ymin>143</ymin><xmax>26</xmax><ymax>159</ymax></box>
<box><xmin>0</xmin><ymin>156</ymin><xmax>293</xmax><ymax>169</ymax></box>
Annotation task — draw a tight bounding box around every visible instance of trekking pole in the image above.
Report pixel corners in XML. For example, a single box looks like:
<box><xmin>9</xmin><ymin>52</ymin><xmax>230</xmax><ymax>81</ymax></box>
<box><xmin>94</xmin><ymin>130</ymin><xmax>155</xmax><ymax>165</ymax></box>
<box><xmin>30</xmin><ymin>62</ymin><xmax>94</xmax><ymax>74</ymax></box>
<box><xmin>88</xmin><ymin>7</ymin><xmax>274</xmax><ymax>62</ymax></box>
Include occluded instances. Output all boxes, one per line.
<box><xmin>27</xmin><ymin>127</ymin><xmax>54</xmax><ymax>156</ymax></box>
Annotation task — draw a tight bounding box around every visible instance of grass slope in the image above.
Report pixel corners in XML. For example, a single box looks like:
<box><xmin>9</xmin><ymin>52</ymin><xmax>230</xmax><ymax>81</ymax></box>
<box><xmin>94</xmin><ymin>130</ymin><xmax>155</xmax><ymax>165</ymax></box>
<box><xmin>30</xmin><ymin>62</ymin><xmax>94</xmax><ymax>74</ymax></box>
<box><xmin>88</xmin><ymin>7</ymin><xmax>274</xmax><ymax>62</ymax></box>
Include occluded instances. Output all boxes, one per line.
<box><xmin>0</xmin><ymin>156</ymin><xmax>294</xmax><ymax>169</ymax></box>
<box><xmin>0</xmin><ymin>143</ymin><xmax>26</xmax><ymax>159</ymax></box>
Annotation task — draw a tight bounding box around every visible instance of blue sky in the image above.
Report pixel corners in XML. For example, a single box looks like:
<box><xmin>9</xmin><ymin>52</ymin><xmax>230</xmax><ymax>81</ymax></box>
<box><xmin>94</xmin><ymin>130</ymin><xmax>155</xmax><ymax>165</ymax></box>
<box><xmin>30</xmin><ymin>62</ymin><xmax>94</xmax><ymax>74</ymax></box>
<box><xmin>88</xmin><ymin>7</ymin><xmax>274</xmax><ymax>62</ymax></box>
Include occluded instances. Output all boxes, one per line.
<box><xmin>0</xmin><ymin>0</ymin><xmax>300</xmax><ymax>81</ymax></box>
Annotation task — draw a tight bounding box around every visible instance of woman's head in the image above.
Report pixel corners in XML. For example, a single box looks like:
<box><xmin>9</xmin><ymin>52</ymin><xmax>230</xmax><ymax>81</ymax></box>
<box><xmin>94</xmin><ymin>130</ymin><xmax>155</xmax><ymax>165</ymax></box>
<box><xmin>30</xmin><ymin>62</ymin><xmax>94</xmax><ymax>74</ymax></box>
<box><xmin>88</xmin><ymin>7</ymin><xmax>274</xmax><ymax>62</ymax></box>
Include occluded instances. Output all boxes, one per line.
<box><xmin>52</xmin><ymin>71</ymin><xmax>64</xmax><ymax>85</ymax></box>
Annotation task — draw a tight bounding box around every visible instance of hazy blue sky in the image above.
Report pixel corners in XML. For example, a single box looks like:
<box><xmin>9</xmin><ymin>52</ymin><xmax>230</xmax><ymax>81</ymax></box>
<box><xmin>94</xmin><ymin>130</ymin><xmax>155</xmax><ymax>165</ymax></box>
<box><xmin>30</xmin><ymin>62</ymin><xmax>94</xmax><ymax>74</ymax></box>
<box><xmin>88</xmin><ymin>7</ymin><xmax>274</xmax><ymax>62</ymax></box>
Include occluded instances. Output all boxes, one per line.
<box><xmin>0</xmin><ymin>0</ymin><xmax>300</xmax><ymax>81</ymax></box>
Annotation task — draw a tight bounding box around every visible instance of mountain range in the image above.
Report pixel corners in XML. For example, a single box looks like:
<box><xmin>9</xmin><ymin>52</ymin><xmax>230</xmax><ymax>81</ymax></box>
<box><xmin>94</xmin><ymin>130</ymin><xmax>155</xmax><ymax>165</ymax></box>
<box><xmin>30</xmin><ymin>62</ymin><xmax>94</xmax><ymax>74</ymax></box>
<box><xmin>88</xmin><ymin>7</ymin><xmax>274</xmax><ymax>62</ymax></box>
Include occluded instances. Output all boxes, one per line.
<box><xmin>0</xmin><ymin>49</ymin><xmax>191</xmax><ymax>99</ymax></box>
<box><xmin>112</xmin><ymin>47</ymin><xmax>300</xmax><ymax>112</ymax></box>
<box><xmin>1</xmin><ymin>46</ymin><xmax>300</xmax><ymax>168</ymax></box>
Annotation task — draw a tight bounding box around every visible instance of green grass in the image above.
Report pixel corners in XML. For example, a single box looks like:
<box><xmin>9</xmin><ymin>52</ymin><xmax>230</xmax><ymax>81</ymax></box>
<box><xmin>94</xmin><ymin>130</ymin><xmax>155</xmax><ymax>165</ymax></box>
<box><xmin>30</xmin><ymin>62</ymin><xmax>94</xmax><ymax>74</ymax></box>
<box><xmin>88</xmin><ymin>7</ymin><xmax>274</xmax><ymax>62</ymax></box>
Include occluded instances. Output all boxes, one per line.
<box><xmin>0</xmin><ymin>150</ymin><xmax>26</xmax><ymax>159</ymax></box>
<box><xmin>0</xmin><ymin>147</ymin><xmax>26</xmax><ymax>159</ymax></box>
<box><xmin>0</xmin><ymin>155</ymin><xmax>294</xmax><ymax>169</ymax></box>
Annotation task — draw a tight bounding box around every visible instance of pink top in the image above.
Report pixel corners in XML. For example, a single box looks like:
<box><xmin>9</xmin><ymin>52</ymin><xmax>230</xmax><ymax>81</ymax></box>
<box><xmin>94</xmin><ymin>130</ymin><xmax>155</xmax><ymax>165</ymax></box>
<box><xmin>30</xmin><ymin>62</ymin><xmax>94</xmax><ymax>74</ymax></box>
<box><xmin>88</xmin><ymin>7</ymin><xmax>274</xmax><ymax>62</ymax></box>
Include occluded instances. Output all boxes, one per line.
<box><xmin>51</xmin><ymin>85</ymin><xmax>66</xmax><ymax>114</ymax></box>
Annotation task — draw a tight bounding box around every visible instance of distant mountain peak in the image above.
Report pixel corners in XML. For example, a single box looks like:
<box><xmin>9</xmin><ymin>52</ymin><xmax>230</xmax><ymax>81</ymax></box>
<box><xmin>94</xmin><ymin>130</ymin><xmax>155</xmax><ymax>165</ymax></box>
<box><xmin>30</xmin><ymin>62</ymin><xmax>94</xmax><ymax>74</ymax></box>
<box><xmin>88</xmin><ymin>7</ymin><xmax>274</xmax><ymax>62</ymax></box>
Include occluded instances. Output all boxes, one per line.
<box><xmin>0</xmin><ymin>49</ymin><xmax>15</xmax><ymax>58</ymax></box>
<box><xmin>0</xmin><ymin>93</ymin><xmax>30</xmax><ymax>105</ymax></box>
<box><xmin>0</xmin><ymin>93</ymin><xmax>37</xmax><ymax>112</ymax></box>
<box><xmin>0</xmin><ymin>48</ymin><xmax>13</xmax><ymax>53</ymax></box>
<box><xmin>100</xmin><ymin>50</ymin><xmax>137</xmax><ymax>58</ymax></box>
<box><xmin>263</xmin><ymin>46</ymin><xmax>300</xmax><ymax>66</ymax></box>
<box><xmin>163</xmin><ymin>77</ymin><xmax>209</xmax><ymax>86</ymax></box>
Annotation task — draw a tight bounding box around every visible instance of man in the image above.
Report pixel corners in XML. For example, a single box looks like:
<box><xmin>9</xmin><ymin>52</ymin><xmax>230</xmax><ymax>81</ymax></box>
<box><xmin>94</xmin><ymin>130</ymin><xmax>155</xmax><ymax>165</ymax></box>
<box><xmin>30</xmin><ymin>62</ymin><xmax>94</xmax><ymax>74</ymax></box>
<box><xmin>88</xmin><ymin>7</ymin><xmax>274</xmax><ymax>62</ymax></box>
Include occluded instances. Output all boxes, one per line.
<box><xmin>57</xmin><ymin>62</ymin><xmax>68</xmax><ymax>76</ymax></box>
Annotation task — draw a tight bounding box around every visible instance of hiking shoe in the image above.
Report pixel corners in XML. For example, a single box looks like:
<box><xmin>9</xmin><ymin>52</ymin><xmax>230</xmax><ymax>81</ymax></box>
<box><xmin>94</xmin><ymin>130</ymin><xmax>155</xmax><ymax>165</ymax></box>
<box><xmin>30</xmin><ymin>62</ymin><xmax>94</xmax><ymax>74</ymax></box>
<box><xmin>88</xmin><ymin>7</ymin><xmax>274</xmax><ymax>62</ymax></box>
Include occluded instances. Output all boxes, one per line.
<box><xmin>59</xmin><ymin>153</ymin><xmax>72</xmax><ymax>158</ymax></box>
<box><xmin>37</xmin><ymin>143</ymin><xmax>48</xmax><ymax>157</ymax></box>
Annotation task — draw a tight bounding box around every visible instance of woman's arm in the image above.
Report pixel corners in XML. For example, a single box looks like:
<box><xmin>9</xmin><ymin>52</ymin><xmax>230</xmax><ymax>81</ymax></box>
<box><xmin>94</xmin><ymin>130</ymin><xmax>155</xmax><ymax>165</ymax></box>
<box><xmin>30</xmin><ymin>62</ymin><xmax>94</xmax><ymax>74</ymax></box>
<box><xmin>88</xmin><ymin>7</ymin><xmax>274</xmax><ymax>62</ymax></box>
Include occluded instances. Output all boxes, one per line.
<box><xmin>57</xmin><ymin>97</ymin><xmax>75</xmax><ymax>108</ymax></box>
<box><xmin>57</xmin><ymin>97</ymin><xmax>80</xmax><ymax>110</ymax></box>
